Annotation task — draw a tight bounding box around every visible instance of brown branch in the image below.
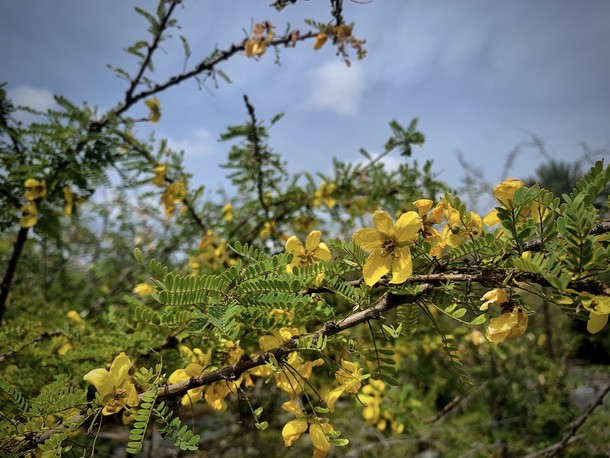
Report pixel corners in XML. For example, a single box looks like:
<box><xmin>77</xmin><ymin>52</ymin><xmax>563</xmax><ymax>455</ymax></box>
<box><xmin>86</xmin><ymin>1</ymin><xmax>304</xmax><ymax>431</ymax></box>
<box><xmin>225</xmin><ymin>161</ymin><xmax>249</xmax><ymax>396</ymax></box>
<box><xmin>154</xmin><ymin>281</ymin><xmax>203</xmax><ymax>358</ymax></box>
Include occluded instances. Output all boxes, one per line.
<box><xmin>0</xmin><ymin>227</ymin><xmax>29</xmax><ymax>325</ymax></box>
<box><xmin>543</xmin><ymin>383</ymin><xmax>610</xmax><ymax>458</ymax></box>
<box><xmin>32</xmin><ymin>284</ymin><xmax>433</xmax><ymax>445</ymax></box>
<box><xmin>123</xmin><ymin>0</ymin><xmax>181</xmax><ymax>104</ymax></box>
<box><xmin>112</xmin><ymin>30</ymin><xmax>317</xmax><ymax>120</ymax></box>
<box><xmin>0</xmin><ymin>330</ymin><xmax>62</xmax><ymax>363</ymax></box>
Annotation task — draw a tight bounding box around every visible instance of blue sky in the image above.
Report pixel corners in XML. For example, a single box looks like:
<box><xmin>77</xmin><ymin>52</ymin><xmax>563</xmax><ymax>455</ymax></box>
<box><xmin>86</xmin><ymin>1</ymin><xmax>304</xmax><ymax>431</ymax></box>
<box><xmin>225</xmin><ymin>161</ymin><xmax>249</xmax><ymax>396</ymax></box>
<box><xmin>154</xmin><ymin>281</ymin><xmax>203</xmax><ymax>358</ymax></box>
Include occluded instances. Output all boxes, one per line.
<box><xmin>1</xmin><ymin>0</ymin><xmax>609</xmax><ymax>199</ymax></box>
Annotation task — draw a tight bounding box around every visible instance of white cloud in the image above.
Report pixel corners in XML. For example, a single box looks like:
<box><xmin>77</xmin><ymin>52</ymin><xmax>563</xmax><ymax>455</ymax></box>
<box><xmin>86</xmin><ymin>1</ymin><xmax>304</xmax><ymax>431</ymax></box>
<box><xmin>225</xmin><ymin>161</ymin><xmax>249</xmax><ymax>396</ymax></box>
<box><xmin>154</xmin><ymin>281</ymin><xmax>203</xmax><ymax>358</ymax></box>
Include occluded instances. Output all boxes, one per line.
<box><xmin>165</xmin><ymin>128</ymin><xmax>216</xmax><ymax>157</ymax></box>
<box><xmin>303</xmin><ymin>60</ymin><xmax>365</xmax><ymax>116</ymax></box>
<box><xmin>8</xmin><ymin>85</ymin><xmax>56</xmax><ymax>111</ymax></box>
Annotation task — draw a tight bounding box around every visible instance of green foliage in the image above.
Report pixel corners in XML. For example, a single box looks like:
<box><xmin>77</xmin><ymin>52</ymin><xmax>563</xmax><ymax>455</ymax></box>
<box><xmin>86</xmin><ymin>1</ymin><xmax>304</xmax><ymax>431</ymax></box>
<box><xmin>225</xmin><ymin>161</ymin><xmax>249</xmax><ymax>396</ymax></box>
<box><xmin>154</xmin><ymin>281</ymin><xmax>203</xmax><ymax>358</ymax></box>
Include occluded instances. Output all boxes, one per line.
<box><xmin>0</xmin><ymin>1</ymin><xmax>609</xmax><ymax>458</ymax></box>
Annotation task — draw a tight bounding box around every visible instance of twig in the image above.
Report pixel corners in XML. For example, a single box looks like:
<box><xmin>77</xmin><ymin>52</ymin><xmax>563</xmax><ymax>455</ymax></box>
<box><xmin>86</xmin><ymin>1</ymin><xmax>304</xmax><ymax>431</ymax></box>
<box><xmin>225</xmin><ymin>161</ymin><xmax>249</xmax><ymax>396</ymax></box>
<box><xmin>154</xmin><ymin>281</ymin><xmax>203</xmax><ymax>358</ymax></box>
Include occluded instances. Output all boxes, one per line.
<box><xmin>0</xmin><ymin>227</ymin><xmax>29</xmax><ymax>324</ymax></box>
<box><xmin>243</xmin><ymin>94</ymin><xmax>270</xmax><ymax>218</ymax></box>
<box><xmin>543</xmin><ymin>383</ymin><xmax>610</xmax><ymax>458</ymax></box>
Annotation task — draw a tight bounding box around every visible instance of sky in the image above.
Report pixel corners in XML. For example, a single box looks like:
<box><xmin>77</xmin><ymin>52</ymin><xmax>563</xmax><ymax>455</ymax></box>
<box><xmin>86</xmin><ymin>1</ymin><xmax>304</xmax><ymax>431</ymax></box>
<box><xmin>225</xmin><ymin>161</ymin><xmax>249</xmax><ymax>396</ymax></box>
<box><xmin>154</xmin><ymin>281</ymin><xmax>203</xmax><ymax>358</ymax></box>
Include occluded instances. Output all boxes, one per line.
<box><xmin>1</xmin><ymin>0</ymin><xmax>609</xmax><ymax>201</ymax></box>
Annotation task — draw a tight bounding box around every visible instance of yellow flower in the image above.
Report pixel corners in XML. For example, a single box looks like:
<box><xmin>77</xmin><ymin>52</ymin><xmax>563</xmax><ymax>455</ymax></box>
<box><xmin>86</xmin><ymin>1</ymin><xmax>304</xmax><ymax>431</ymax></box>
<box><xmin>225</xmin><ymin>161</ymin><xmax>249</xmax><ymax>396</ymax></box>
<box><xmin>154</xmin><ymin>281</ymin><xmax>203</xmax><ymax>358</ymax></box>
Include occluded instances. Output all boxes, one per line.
<box><xmin>67</xmin><ymin>310</ymin><xmax>84</xmax><ymax>327</ymax></box>
<box><xmin>244</xmin><ymin>22</ymin><xmax>275</xmax><ymax>58</ymax></box>
<box><xmin>579</xmin><ymin>292</ymin><xmax>610</xmax><ymax>334</ymax></box>
<box><xmin>313</xmin><ymin>33</ymin><xmax>328</xmax><ymax>50</ymax></box>
<box><xmin>152</xmin><ymin>164</ymin><xmax>166</xmax><ymax>187</ymax></box>
<box><xmin>280</xmin><ymin>401</ymin><xmax>335</xmax><ymax>457</ymax></box>
<box><xmin>313</xmin><ymin>181</ymin><xmax>337</xmax><ymax>208</ymax></box>
<box><xmin>222</xmin><ymin>202</ymin><xmax>233</xmax><ymax>222</ymax></box>
<box><xmin>285</xmin><ymin>230</ymin><xmax>332</xmax><ymax>273</ymax></box>
<box><xmin>145</xmin><ymin>98</ymin><xmax>161</xmax><ymax>123</ymax></box>
<box><xmin>259</xmin><ymin>220</ymin><xmax>275</xmax><ymax>238</ymax></box>
<box><xmin>486</xmin><ymin>306</ymin><xmax>528</xmax><ymax>344</ymax></box>
<box><xmin>352</xmin><ymin>210</ymin><xmax>422</xmax><ymax>286</ymax></box>
<box><xmin>168</xmin><ymin>346</ymin><xmax>212</xmax><ymax>407</ymax></box>
<box><xmin>83</xmin><ymin>352</ymin><xmax>139</xmax><ymax>415</ymax></box>
<box><xmin>19</xmin><ymin>202</ymin><xmax>39</xmax><ymax>228</ymax></box>
<box><xmin>63</xmin><ymin>186</ymin><xmax>74</xmax><ymax>216</ymax></box>
<box><xmin>292</xmin><ymin>214</ymin><xmax>318</xmax><ymax>232</ymax></box>
<box><xmin>282</xmin><ymin>418</ymin><xmax>309</xmax><ymax>447</ymax></box>
<box><xmin>493</xmin><ymin>178</ymin><xmax>525</xmax><ymax>205</ymax></box>
<box><xmin>334</xmin><ymin>24</ymin><xmax>352</xmax><ymax>38</ymax></box>
<box><xmin>161</xmin><ymin>179</ymin><xmax>187</xmax><ymax>219</ymax></box>
<box><xmin>133</xmin><ymin>283</ymin><xmax>154</xmax><ymax>297</ymax></box>
<box><xmin>326</xmin><ymin>359</ymin><xmax>363</xmax><ymax>412</ymax></box>
<box><xmin>479</xmin><ymin>288</ymin><xmax>509</xmax><ymax>311</ymax></box>
<box><xmin>24</xmin><ymin>178</ymin><xmax>47</xmax><ymax>201</ymax></box>
<box><xmin>442</xmin><ymin>207</ymin><xmax>482</xmax><ymax>248</ymax></box>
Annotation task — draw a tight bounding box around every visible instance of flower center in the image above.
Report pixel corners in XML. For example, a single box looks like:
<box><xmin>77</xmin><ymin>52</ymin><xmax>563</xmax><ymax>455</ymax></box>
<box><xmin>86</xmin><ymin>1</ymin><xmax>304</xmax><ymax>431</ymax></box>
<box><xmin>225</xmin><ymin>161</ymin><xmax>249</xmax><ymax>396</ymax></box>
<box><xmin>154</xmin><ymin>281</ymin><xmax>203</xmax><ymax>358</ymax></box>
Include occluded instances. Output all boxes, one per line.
<box><xmin>381</xmin><ymin>239</ymin><xmax>397</xmax><ymax>258</ymax></box>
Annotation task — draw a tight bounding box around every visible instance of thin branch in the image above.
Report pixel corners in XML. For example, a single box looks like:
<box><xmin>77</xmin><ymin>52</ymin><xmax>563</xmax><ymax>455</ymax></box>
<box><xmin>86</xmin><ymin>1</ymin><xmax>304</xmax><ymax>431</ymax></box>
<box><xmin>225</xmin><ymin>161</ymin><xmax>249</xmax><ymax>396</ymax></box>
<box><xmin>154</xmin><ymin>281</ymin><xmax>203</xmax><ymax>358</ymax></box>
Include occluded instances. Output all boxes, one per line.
<box><xmin>112</xmin><ymin>30</ymin><xmax>317</xmax><ymax>120</ymax></box>
<box><xmin>124</xmin><ymin>0</ymin><xmax>181</xmax><ymax>104</ymax></box>
<box><xmin>544</xmin><ymin>383</ymin><xmax>610</xmax><ymax>458</ymax></box>
<box><xmin>243</xmin><ymin>94</ymin><xmax>270</xmax><ymax>218</ymax></box>
<box><xmin>0</xmin><ymin>227</ymin><xmax>29</xmax><ymax>324</ymax></box>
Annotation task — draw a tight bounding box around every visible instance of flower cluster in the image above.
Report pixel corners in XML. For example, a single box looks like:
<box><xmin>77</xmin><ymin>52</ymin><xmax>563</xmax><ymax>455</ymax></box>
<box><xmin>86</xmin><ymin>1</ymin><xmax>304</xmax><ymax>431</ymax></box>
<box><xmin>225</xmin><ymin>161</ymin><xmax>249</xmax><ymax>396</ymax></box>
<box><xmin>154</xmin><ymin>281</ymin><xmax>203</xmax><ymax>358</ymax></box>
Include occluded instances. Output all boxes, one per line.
<box><xmin>244</xmin><ymin>22</ymin><xmax>275</xmax><ymax>58</ymax></box>
<box><xmin>83</xmin><ymin>353</ymin><xmax>139</xmax><ymax>416</ymax></box>
<box><xmin>20</xmin><ymin>178</ymin><xmax>47</xmax><ymax>227</ymax></box>
<box><xmin>352</xmin><ymin>210</ymin><xmax>422</xmax><ymax>286</ymax></box>
<box><xmin>480</xmin><ymin>289</ymin><xmax>528</xmax><ymax>344</ymax></box>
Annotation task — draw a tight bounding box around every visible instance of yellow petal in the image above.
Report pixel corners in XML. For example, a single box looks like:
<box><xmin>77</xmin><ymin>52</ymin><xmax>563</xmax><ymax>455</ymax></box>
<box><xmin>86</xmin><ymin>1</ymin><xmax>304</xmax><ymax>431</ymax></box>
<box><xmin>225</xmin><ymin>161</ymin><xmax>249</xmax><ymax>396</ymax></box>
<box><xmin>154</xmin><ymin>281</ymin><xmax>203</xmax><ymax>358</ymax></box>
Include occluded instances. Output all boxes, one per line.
<box><xmin>109</xmin><ymin>353</ymin><xmax>132</xmax><ymax>387</ymax></box>
<box><xmin>353</xmin><ymin>228</ymin><xmax>384</xmax><ymax>250</ymax></box>
<box><xmin>483</xmin><ymin>209</ymin><xmax>500</xmax><ymax>226</ymax></box>
<box><xmin>282</xmin><ymin>419</ymin><xmax>308</xmax><ymax>447</ymax></box>
<box><xmin>285</xmin><ymin>236</ymin><xmax>305</xmax><ymax>255</ymax></box>
<box><xmin>362</xmin><ymin>249</ymin><xmax>392</xmax><ymax>286</ymax></box>
<box><xmin>83</xmin><ymin>368</ymin><xmax>114</xmax><ymax>397</ymax></box>
<box><xmin>306</xmin><ymin>230</ymin><xmax>322</xmax><ymax>252</ymax></box>
<box><xmin>493</xmin><ymin>178</ymin><xmax>525</xmax><ymax>203</ymax></box>
<box><xmin>395</xmin><ymin>211</ymin><xmax>422</xmax><ymax>243</ymax></box>
<box><xmin>326</xmin><ymin>386</ymin><xmax>345</xmax><ymax>412</ymax></box>
<box><xmin>309</xmin><ymin>422</ymin><xmax>331</xmax><ymax>453</ymax></box>
<box><xmin>314</xmin><ymin>242</ymin><xmax>332</xmax><ymax>261</ymax></box>
<box><xmin>389</xmin><ymin>246</ymin><xmax>412</xmax><ymax>284</ymax></box>
<box><xmin>313</xmin><ymin>33</ymin><xmax>328</xmax><ymax>50</ymax></box>
<box><xmin>413</xmin><ymin>199</ymin><xmax>433</xmax><ymax>216</ymax></box>
<box><xmin>372</xmin><ymin>211</ymin><xmax>394</xmax><ymax>236</ymax></box>
<box><xmin>587</xmin><ymin>313</ymin><xmax>608</xmax><ymax>334</ymax></box>
<box><xmin>281</xmin><ymin>400</ymin><xmax>304</xmax><ymax>416</ymax></box>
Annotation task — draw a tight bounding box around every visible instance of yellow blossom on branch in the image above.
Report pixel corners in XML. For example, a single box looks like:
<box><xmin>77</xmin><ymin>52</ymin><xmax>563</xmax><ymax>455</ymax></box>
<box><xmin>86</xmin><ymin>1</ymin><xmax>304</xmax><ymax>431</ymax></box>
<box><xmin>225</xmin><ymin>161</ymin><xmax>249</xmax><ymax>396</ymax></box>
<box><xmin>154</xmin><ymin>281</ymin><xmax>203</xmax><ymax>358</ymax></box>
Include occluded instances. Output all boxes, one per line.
<box><xmin>152</xmin><ymin>163</ymin><xmax>166</xmax><ymax>187</ymax></box>
<box><xmin>222</xmin><ymin>202</ymin><xmax>233</xmax><ymax>221</ymax></box>
<box><xmin>479</xmin><ymin>288</ymin><xmax>509</xmax><ymax>312</ymax></box>
<box><xmin>352</xmin><ymin>210</ymin><xmax>422</xmax><ymax>286</ymax></box>
<box><xmin>144</xmin><ymin>98</ymin><xmax>161</xmax><ymax>123</ymax></box>
<box><xmin>285</xmin><ymin>230</ymin><xmax>332</xmax><ymax>273</ymax></box>
<box><xmin>281</xmin><ymin>400</ymin><xmax>335</xmax><ymax>457</ymax></box>
<box><xmin>441</xmin><ymin>207</ymin><xmax>483</xmax><ymax>248</ymax></box>
<box><xmin>133</xmin><ymin>283</ymin><xmax>154</xmax><ymax>297</ymax></box>
<box><xmin>63</xmin><ymin>186</ymin><xmax>74</xmax><ymax>216</ymax></box>
<box><xmin>19</xmin><ymin>202</ymin><xmax>39</xmax><ymax>228</ymax></box>
<box><xmin>313</xmin><ymin>33</ymin><xmax>328</xmax><ymax>50</ymax></box>
<box><xmin>167</xmin><ymin>346</ymin><xmax>212</xmax><ymax>407</ymax></box>
<box><xmin>479</xmin><ymin>288</ymin><xmax>528</xmax><ymax>343</ymax></box>
<box><xmin>83</xmin><ymin>352</ymin><xmax>139</xmax><ymax>415</ymax></box>
<box><xmin>578</xmin><ymin>292</ymin><xmax>610</xmax><ymax>334</ymax></box>
<box><xmin>161</xmin><ymin>179</ymin><xmax>187</xmax><ymax>219</ymax></box>
<box><xmin>486</xmin><ymin>306</ymin><xmax>528</xmax><ymax>344</ymax></box>
<box><xmin>244</xmin><ymin>21</ymin><xmax>275</xmax><ymax>58</ymax></box>
<box><xmin>24</xmin><ymin>178</ymin><xmax>47</xmax><ymax>201</ymax></box>
<box><xmin>326</xmin><ymin>359</ymin><xmax>363</xmax><ymax>412</ymax></box>
<box><xmin>413</xmin><ymin>199</ymin><xmax>445</xmax><ymax>256</ymax></box>
<box><xmin>313</xmin><ymin>181</ymin><xmax>337</xmax><ymax>208</ymax></box>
